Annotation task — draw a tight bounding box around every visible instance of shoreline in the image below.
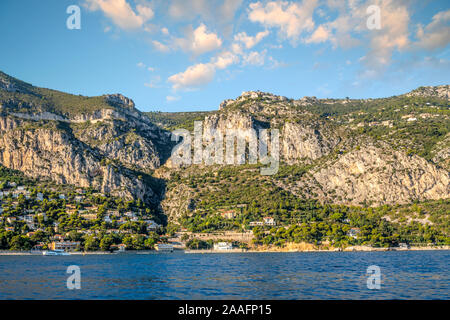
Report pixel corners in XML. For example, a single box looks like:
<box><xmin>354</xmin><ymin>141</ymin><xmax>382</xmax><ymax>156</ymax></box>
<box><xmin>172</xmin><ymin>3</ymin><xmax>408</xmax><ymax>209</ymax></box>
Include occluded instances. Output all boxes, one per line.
<box><xmin>0</xmin><ymin>245</ymin><xmax>449</xmax><ymax>255</ymax></box>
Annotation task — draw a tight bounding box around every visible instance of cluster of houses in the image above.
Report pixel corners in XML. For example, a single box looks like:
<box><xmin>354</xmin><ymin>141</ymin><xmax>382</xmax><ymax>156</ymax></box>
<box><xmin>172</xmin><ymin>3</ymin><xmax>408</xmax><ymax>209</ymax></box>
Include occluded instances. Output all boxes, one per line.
<box><xmin>0</xmin><ymin>184</ymin><xmax>163</xmax><ymax>252</ymax></box>
<box><xmin>216</xmin><ymin>207</ymin><xmax>277</xmax><ymax>228</ymax></box>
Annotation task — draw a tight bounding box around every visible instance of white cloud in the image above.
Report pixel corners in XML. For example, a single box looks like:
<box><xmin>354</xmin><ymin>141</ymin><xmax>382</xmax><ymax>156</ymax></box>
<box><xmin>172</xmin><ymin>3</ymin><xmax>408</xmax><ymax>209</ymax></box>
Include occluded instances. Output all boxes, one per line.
<box><xmin>168</xmin><ymin>0</ymin><xmax>210</xmax><ymax>20</ymax></box>
<box><xmin>175</xmin><ymin>24</ymin><xmax>223</xmax><ymax>56</ymax></box>
<box><xmin>168</xmin><ymin>0</ymin><xmax>242</xmax><ymax>26</ymax></box>
<box><xmin>144</xmin><ymin>75</ymin><xmax>161</xmax><ymax>88</ymax></box>
<box><xmin>168</xmin><ymin>63</ymin><xmax>216</xmax><ymax>90</ymax></box>
<box><xmin>416</xmin><ymin>9</ymin><xmax>450</xmax><ymax>51</ymax></box>
<box><xmin>366</xmin><ymin>0</ymin><xmax>410</xmax><ymax>68</ymax></box>
<box><xmin>248</xmin><ymin>0</ymin><xmax>318</xmax><ymax>43</ymax></box>
<box><xmin>305</xmin><ymin>25</ymin><xmax>329</xmax><ymax>44</ymax></box>
<box><xmin>148</xmin><ymin>66</ymin><xmax>155</xmax><ymax>72</ymax></box>
<box><xmin>243</xmin><ymin>50</ymin><xmax>267</xmax><ymax>66</ymax></box>
<box><xmin>309</xmin><ymin>0</ymin><xmax>410</xmax><ymax>72</ymax></box>
<box><xmin>136</xmin><ymin>4</ymin><xmax>154</xmax><ymax>21</ymax></box>
<box><xmin>161</xmin><ymin>27</ymin><xmax>169</xmax><ymax>35</ymax></box>
<box><xmin>152</xmin><ymin>40</ymin><xmax>171</xmax><ymax>52</ymax></box>
<box><xmin>213</xmin><ymin>51</ymin><xmax>240</xmax><ymax>69</ymax></box>
<box><xmin>234</xmin><ymin>30</ymin><xmax>270</xmax><ymax>49</ymax></box>
<box><xmin>137</xmin><ymin>62</ymin><xmax>145</xmax><ymax>68</ymax></box>
<box><xmin>84</xmin><ymin>0</ymin><xmax>153</xmax><ymax>30</ymax></box>
<box><xmin>219</xmin><ymin>0</ymin><xmax>244</xmax><ymax>22</ymax></box>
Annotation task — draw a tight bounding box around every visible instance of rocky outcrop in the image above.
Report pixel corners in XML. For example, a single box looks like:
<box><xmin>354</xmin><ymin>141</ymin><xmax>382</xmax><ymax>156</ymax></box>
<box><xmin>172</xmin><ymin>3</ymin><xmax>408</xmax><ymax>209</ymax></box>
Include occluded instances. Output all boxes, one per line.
<box><xmin>72</xmin><ymin>119</ymin><xmax>163</xmax><ymax>170</ymax></box>
<box><xmin>405</xmin><ymin>85</ymin><xmax>450</xmax><ymax>100</ymax></box>
<box><xmin>292</xmin><ymin>144</ymin><xmax>449</xmax><ymax>206</ymax></box>
<box><xmin>281</xmin><ymin>122</ymin><xmax>339</xmax><ymax>163</ymax></box>
<box><xmin>0</xmin><ymin>120</ymin><xmax>155</xmax><ymax>201</ymax></box>
<box><xmin>161</xmin><ymin>183</ymin><xmax>195</xmax><ymax>223</ymax></box>
<box><xmin>201</xmin><ymin>110</ymin><xmax>338</xmax><ymax>164</ymax></box>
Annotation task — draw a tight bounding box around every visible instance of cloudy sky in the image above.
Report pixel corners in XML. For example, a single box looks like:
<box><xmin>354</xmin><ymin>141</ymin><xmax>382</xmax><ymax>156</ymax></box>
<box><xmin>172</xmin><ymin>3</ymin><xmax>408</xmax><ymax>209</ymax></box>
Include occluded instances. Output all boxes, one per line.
<box><xmin>0</xmin><ymin>0</ymin><xmax>449</xmax><ymax>111</ymax></box>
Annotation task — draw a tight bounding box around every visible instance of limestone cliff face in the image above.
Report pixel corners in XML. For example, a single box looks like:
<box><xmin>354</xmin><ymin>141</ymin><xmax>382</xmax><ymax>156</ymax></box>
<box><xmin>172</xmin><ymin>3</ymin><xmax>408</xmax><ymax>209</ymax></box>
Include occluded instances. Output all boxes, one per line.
<box><xmin>201</xmin><ymin>110</ymin><xmax>339</xmax><ymax>164</ymax></box>
<box><xmin>405</xmin><ymin>85</ymin><xmax>450</xmax><ymax>100</ymax></box>
<box><xmin>161</xmin><ymin>183</ymin><xmax>195</xmax><ymax>223</ymax></box>
<box><xmin>72</xmin><ymin>119</ymin><xmax>163</xmax><ymax>171</ymax></box>
<box><xmin>291</xmin><ymin>144</ymin><xmax>449</xmax><ymax>205</ymax></box>
<box><xmin>281</xmin><ymin>122</ymin><xmax>339</xmax><ymax>163</ymax></box>
<box><xmin>0</xmin><ymin>117</ymin><xmax>155</xmax><ymax>201</ymax></box>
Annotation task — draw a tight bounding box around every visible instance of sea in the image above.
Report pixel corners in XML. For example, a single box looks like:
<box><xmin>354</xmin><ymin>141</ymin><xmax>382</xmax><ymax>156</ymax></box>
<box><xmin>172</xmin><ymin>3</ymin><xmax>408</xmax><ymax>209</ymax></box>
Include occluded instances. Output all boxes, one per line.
<box><xmin>0</xmin><ymin>250</ymin><xmax>448</xmax><ymax>299</ymax></box>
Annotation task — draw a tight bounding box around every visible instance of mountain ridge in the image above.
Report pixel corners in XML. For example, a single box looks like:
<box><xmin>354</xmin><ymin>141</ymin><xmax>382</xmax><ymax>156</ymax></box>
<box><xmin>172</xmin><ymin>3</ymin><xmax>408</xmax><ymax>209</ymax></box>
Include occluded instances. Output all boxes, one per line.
<box><xmin>0</xmin><ymin>70</ymin><xmax>448</xmax><ymax>213</ymax></box>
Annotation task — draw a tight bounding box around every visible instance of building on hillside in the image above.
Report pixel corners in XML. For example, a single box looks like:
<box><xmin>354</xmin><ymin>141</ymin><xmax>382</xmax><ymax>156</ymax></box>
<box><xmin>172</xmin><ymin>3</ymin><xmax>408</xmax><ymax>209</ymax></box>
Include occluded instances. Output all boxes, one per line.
<box><xmin>263</xmin><ymin>217</ymin><xmax>276</xmax><ymax>226</ymax></box>
<box><xmin>6</xmin><ymin>217</ymin><xmax>16</xmax><ymax>223</ymax></box>
<box><xmin>49</xmin><ymin>241</ymin><xmax>80</xmax><ymax>252</ymax></box>
<box><xmin>399</xmin><ymin>243</ymin><xmax>410</xmax><ymax>249</ymax></box>
<box><xmin>145</xmin><ymin>220</ymin><xmax>160</xmax><ymax>230</ymax></box>
<box><xmin>53</xmin><ymin>234</ymin><xmax>64</xmax><ymax>241</ymax></box>
<box><xmin>220</xmin><ymin>210</ymin><xmax>236</xmax><ymax>219</ymax></box>
<box><xmin>348</xmin><ymin>228</ymin><xmax>361</xmax><ymax>239</ymax></box>
<box><xmin>249</xmin><ymin>221</ymin><xmax>264</xmax><ymax>227</ymax></box>
<box><xmin>213</xmin><ymin>242</ymin><xmax>233</xmax><ymax>250</ymax></box>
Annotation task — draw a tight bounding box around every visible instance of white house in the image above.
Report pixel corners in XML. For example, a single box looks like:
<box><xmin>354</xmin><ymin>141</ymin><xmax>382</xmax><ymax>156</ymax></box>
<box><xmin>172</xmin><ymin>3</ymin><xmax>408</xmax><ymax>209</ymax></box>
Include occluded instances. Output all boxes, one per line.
<box><xmin>348</xmin><ymin>228</ymin><xmax>361</xmax><ymax>239</ymax></box>
<box><xmin>145</xmin><ymin>220</ymin><xmax>160</xmax><ymax>230</ymax></box>
<box><xmin>263</xmin><ymin>217</ymin><xmax>276</xmax><ymax>226</ymax></box>
<box><xmin>213</xmin><ymin>242</ymin><xmax>233</xmax><ymax>250</ymax></box>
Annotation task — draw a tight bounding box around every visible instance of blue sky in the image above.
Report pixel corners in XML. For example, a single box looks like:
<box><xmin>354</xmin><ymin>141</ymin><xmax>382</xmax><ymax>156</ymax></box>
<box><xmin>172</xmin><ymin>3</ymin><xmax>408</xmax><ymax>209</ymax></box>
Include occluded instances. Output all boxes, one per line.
<box><xmin>0</xmin><ymin>0</ymin><xmax>449</xmax><ymax>112</ymax></box>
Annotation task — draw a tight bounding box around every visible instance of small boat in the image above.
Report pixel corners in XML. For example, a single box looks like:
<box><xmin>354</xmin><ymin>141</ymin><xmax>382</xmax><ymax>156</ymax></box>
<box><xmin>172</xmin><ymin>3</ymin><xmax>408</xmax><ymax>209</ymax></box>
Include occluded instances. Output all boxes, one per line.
<box><xmin>42</xmin><ymin>249</ymin><xmax>71</xmax><ymax>256</ymax></box>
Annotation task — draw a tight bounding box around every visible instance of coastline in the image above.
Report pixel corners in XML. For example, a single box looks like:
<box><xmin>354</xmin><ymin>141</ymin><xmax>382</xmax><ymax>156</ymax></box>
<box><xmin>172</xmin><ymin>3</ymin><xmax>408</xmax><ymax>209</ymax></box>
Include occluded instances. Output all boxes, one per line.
<box><xmin>1</xmin><ymin>245</ymin><xmax>449</xmax><ymax>255</ymax></box>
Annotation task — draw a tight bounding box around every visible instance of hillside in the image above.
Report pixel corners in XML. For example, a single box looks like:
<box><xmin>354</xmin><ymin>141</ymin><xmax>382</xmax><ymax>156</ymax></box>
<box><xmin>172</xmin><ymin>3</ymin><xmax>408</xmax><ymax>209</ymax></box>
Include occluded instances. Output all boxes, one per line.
<box><xmin>0</xmin><ymin>71</ymin><xmax>448</xmax><ymax>249</ymax></box>
<box><xmin>0</xmin><ymin>71</ymin><xmax>172</xmax><ymax>204</ymax></box>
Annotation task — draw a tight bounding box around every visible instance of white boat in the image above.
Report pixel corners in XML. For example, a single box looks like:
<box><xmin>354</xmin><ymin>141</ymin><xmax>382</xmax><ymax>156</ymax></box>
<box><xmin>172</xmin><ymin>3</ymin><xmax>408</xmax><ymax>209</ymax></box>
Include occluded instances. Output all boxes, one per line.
<box><xmin>42</xmin><ymin>249</ymin><xmax>71</xmax><ymax>256</ymax></box>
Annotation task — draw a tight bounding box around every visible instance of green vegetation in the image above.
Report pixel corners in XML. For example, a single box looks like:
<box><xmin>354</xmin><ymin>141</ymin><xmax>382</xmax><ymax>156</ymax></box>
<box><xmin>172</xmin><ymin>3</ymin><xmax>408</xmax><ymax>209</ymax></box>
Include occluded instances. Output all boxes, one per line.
<box><xmin>170</xmin><ymin>164</ymin><xmax>449</xmax><ymax>248</ymax></box>
<box><xmin>0</xmin><ymin>71</ymin><xmax>118</xmax><ymax>117</ymax></box>
<box><xmin>0</xmin><ymin>164</ymin><xmax>165</xmax><ymax>251</ymax></box>
<box><xmin>144</xmin><ymin>111</ymin><xmax>214</xmax><ymax>131</ymax></box>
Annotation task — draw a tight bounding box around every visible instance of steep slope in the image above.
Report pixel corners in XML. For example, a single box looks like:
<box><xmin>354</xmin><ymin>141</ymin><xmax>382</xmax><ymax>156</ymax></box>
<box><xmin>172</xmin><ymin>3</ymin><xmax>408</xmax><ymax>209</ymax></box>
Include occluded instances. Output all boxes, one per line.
<box><xmin>162</xmin><ymin>88</ymin><xmax>449</xmax><ymax>217</ymax></box>
<box><xmin>0</xmin><ymin>71</ymin><xmax>171</xmax><ymax>203</ymax></box>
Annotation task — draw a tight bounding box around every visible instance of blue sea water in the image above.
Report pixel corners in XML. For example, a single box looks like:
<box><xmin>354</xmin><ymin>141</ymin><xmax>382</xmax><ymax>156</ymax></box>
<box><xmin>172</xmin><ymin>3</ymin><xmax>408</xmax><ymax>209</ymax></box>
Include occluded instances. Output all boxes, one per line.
<box><xmin>0</xmin><ymin>251</ymin><xmax>448</xmax><ymax>300</ymax></box>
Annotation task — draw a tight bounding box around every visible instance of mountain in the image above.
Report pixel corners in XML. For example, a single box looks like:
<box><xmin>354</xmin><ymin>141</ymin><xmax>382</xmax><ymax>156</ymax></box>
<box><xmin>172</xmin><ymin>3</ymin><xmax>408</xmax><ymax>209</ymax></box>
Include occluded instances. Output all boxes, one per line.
<box><xmin>0</xmin><ymin>71</ymin><xmax>448</xmax><ymax>231</ymax></box>
<box><xmin>0</xmin><ymin>71</ymin><xmax>172</xmax><ymax>204</ymax></box>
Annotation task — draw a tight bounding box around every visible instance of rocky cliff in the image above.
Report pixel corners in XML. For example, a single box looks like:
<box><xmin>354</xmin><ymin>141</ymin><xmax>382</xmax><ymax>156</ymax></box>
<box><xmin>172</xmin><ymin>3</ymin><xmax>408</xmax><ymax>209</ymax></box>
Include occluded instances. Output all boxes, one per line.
<box><xmin>0</xmin><ymin>72</ymin><xmax>172</xmax><ymax>203</ymax></box>
<box><xmin>0</xmin><ymin>71</ymin><xmax>448</xmax><ymax>212</ymax></box>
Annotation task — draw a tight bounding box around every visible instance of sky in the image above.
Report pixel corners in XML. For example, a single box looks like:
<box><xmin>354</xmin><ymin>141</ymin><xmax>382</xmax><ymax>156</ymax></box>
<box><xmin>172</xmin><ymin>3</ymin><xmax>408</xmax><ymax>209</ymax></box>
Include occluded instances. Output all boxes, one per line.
<box><xmin>0</xmin><ymin>0</ymin><xmax>449</xmax><ymax>112</ymax></box>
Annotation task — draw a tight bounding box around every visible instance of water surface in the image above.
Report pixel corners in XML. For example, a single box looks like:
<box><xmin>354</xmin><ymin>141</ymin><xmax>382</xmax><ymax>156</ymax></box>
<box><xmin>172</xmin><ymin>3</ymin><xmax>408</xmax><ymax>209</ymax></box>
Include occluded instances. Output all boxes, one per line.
<box><xmin>0</xmin><ymin>251</ymin><xmax>448</xmax><ymax>299</ymax></box>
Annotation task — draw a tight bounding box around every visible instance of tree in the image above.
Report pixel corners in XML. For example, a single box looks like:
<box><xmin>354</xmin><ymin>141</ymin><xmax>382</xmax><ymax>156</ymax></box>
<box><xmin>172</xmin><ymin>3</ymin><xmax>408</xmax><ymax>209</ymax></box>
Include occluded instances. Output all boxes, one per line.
<box><xmin>84</xmin><ymin>235</ymin><xmax>99</xmax><ymax>251</ymax></box>
<box><xmin>100</xmin><ymin>235</ymin><xmax>113</xmax><ymax>251</ymax></box>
